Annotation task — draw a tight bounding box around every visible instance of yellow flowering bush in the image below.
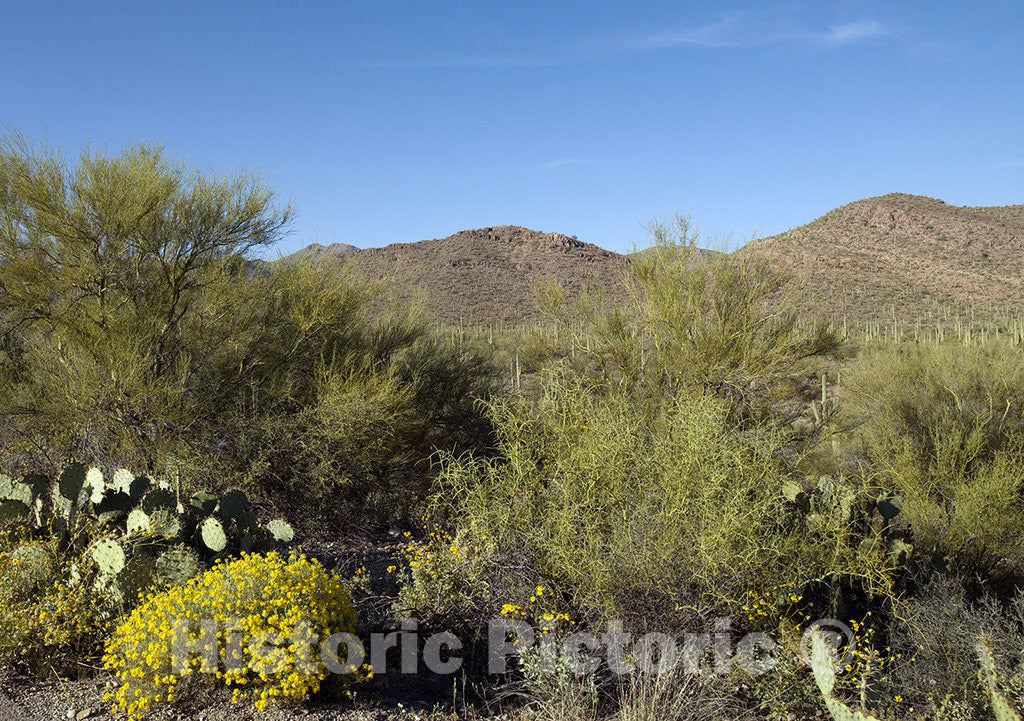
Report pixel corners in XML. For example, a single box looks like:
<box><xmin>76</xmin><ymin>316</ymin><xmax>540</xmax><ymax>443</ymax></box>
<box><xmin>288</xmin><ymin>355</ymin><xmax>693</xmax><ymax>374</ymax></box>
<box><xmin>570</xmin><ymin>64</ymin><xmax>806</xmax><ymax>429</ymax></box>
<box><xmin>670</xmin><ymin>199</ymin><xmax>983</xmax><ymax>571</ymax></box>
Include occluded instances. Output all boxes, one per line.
<box><xmin>394</xmin><ymin>520</ymin><xmax>490</xmax><ymax>622</ymax></box>
<box><xmin>500</xmin><ymin>584</ymin><xmax>573</xmax><ymax>633</ymax></box>
<box><xmin>103</xmin><ymin>552</ymin><xmax>361</xmax><ymax>718</ymax></box>
<box><xmin>0</xmin><ymin>535</ymin><xmax>107</xmax><ymax>674</ymax></box>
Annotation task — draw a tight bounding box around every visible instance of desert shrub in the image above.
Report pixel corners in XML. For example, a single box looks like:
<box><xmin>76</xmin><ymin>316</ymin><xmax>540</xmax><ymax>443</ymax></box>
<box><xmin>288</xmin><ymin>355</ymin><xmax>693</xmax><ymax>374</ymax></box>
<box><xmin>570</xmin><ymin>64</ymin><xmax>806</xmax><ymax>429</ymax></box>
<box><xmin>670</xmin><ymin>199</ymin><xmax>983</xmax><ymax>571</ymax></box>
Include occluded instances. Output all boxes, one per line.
<box><xmin>878</xmin><ymin>577</ymin><xmax>1024</xmax><ymax>717</ymax></box>
<box><xmin>534</xmin><ymin>217</ymin><xmax>840</xmax><ymax>421</ymax></box>
<box><xmin>0</xmin><ymin>139</ymin><xmax>496</xmax><ymax>521</ymax></box>
<box><xmin>103</xmin><ymin>551</ymin><xmax>362</xmax><ymax>717</ymax></box>
<box><xmin>0</xmin><ymin>138</ymin><xmax>291</xmax><ymax>472</ymax></box>
<box><xmin>432</xmin><ymin>372</ymin><xmax>883</xmax><ymax>624</ymax></box>
<box><xmin>225</xmin><ymin>283</ymin><xmax>497</xmax><ymax>520</ymax></box>
<box><xmin>845</xmin><ymin>340</ymin><xmax>1024</xmax><ymax>464</ymax></box>
<box><xmin>0</xmin><ymin>533</ymin><xmax>108</xmax><ymax>674</ymax></box>
<box><xmin>844</xmin><ymin>341</ymin><xmax>1024</xmax><ymax>580</ymax></box>
<box><xmin>394</xmin><ymin>522</ymin><xmax>496</xmax><ymax>626</ymax></box>
<box><xmin>427</xmin><ymin>227</ymin><xmax>879</xmax><ymax>626</ymax></box>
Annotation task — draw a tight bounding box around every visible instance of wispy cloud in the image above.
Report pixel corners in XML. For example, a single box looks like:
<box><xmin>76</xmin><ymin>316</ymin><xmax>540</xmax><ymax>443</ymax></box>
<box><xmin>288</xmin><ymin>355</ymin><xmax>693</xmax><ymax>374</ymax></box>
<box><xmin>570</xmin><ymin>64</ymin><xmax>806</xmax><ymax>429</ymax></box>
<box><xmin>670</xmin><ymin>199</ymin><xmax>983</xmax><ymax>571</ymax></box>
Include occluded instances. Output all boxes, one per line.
<box><xmin>357</xmin><ymin>55</ymin><xmax>573</xmax><ymax>69</ymax></box>
<box><xmin>360</xmin><ymin>11</ymin><xmax>895</xmax><ymax>69</ymax></box>
<box><xmin>616</xmin><ymin>17</ymin><xmax>744</xmax><ymax>50</ymax></box>
<box><xmin>812</xmin><ymin>20</ymin><xmax>891</xmax><ymax>47</ymax></box>
<box><xmin>620</xmin><ymin>14</ymin><xmax>892</xmax><ymax>51</ymax></box>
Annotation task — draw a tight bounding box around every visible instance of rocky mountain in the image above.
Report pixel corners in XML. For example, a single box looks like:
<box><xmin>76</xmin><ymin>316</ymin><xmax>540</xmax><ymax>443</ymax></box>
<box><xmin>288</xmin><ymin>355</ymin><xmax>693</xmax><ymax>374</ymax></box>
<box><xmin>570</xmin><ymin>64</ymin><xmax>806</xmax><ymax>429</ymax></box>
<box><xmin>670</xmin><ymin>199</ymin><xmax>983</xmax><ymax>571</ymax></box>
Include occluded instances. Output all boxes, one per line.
<box><xmin>282</xmin><ymin>194</ymin><xmax>1024</xmax><ymax>325</ymax></box>
<box><xmin>287</xmin><ymin>225</ymin><xmax>628</xmax><ymax>324</ymax></box>
<box><xmin>741</xmin><ymin>193</ymin><xmax>1024</xmax><ymax>322</ymax></box>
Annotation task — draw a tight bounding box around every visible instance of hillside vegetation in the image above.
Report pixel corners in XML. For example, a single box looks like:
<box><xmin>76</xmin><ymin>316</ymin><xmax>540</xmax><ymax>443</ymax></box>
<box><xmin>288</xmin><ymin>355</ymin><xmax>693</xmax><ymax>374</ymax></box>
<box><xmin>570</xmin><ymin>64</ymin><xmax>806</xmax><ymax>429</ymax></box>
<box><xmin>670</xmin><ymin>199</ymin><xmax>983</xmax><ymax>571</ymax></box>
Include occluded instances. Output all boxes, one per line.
<box><xmin>1</xmin><ymin>142</ymin><xmax>1024</xmax><ymax>721</ymax></box>
<box><xmin>742</xmin><ymin>193</ymin><xmax>1024</xmax><ymax>322</ymax></box>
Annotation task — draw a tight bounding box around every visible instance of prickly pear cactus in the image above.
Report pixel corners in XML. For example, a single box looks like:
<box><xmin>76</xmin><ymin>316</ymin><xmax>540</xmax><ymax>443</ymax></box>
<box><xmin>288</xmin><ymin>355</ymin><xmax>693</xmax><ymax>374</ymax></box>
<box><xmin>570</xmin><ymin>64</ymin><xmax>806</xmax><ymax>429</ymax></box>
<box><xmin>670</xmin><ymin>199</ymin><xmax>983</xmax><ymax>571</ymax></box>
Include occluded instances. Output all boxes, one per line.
<box><xmin>91</xmin><ymin>539</ymin><xmax>126</xmax><ymax>575</ymax></box>
<box><xmin>200</xmin><ymin>517</ymin><xmax>227</xmax><ymax>553</ymax></box>
<box><xmin>111</xmin><ymin>468</ymin><xmax>135</xmax><ymax>495</ymax></box>
<box><xmin>10</xmin><ymin>543</ymin><xmax>53</xmax><ymax>588</ymax></box>
<box><xmin>141</xmin><ymin>488</ymin><xmax>176</xmax><ymax>514</ymax></box>
<box><xmin>189</xmin><ymin>491</ymin><xmax>218</xmax><ymax>514</ymax></box>
<box><xmin>0</xmin><ymin>499</ymin><xmax>28</xmax><ymax>526</ymax></box>
<box><xmin>218</xmin><ymin>489</ymin><xmax>248</xmax><ymax>518</ymax></box>
<box><xmin>148</xmin><ymin>509</ymin><xmax>180</xmax><ymax>539</ymax></box>
<box><xmin>57</xmin><ymin>464</ymin><xmax>88</xmax><ymax>508</ymax></box>
<box><xmin>86</xmin><ymin>467</ymin><xmax>107</xmax><ymax>504</ymax></box>
<box><xmin>2</xmin><ymin>462</ymin><xmax>299</xmax><ymax>610</ymax></box>
<box><xmin>266</xmin><ymin>518</ymin><xmax>294</xmax><ymax>543</ymax></box>
<box><xmin>126</xmin><ymin>509</ymin><xmax>150</xmax><ymax>536</ymax></box>
<box><xmin>809</xmin><ymin>629</ymin><xmax>884</xmax><ymax>721</ymax></box>
<box><xmin>154</xmin><ymin>548</ymin><xmax>199</xmax><ymax>588</ymax></box>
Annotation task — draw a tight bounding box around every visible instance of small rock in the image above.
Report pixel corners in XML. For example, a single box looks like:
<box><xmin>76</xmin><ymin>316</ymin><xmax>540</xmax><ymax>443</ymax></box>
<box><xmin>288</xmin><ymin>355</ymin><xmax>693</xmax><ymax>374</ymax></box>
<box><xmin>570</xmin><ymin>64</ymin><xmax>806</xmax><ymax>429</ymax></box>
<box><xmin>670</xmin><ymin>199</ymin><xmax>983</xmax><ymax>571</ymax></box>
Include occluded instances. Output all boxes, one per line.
<box><xmin>66</xmin><ymin>711</ymin><xmax>74</xmax><ymax>720</ymax></box>
<box><xmin>76</xmin><ymin>709</ymin><xmax>93</xmax><ymax>721</ymax></box>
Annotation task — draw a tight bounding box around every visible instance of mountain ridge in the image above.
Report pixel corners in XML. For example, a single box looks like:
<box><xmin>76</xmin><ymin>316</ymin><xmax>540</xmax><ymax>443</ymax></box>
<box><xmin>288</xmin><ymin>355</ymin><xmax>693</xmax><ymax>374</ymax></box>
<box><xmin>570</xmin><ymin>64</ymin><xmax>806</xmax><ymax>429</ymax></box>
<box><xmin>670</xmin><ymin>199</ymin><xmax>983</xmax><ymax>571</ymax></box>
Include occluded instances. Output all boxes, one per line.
<box><xmin>281</xmin><ymin>194</ymin><xmax>1024</xmax><ymax>324</ymax></box>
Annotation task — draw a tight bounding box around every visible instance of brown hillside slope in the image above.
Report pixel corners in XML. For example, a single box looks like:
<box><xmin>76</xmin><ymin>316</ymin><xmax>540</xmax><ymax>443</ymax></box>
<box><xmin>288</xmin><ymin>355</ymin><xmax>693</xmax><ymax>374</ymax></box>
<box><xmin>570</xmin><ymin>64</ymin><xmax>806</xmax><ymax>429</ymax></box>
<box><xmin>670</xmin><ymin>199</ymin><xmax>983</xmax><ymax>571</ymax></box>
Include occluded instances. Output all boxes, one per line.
<box><xmin>281</xmin><ymin>194</ymin><xmax>1023</xmax><ymax>325</ymax></box>
<box><xmin>296</xmin><ymin>226</ymin><xmax>629</xmax><ymax>324</ymax></box>
<box><xmin>740</xmin><ymin>193</ymin><xmax>1024</xmax><ymax>322</ymax></box>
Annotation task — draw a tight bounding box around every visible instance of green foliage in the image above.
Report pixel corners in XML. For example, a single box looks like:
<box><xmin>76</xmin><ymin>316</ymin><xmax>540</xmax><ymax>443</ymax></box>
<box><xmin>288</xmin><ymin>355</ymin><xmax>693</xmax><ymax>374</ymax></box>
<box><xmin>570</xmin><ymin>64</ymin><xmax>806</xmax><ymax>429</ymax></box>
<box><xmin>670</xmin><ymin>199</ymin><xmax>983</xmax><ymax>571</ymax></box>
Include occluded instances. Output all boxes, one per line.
<box><xmin>845</xmin><ymin>340</ymin><xmax>1024</xmax><ymax>462</ymax></box>
<box><xmin>534</xmin><ymin>216</ymin><xmax>840</xmax><ymax>420</ymax></box>
<box><xmin>0</xmin><ymin>462</ymin><xmax>294</xmax><ymax>623</ymax></box>
<box><xmin>0</xmin><ymin>533</ymin><xmax>107</xmax><ymax>674</ymax></box>
<box><xmin>433</xmin><ymin>373</ymin><xmax>883</xmax><ymax>621</ymax></box>
<box><xmin>0</xmin><ymin>138</ymin><xmax>496</xmax><ymax>522</ymax></box>
<box><xmin>844</xmin><ymin>341</ymin><xmax>1024</xmax><ymax>579</ymax></box>
<box><xmin>0</xmin><ymin>138</ymin><xmax>290</xmax><ymax>471</ymax></box>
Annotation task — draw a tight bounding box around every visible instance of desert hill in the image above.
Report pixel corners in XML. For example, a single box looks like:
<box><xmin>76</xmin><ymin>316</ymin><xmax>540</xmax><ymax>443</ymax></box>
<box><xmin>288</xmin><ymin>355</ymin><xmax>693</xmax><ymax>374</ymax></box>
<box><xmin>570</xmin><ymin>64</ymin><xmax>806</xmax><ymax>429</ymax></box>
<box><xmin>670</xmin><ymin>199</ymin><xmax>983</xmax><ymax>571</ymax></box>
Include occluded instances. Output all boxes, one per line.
<box><xmin>287</xmin><ymin>225</ymin><xmax>629</xmax><ymax>324</ymax></box>
<box><xmin>283</xmin><ymin>194</ymin><xmax>1024</xmax><ymax>325</ymax></box>
<box><xmin>740</xmin><ymin>193</ymin><xmax>1024</xmax><ymax>322</ymax></box>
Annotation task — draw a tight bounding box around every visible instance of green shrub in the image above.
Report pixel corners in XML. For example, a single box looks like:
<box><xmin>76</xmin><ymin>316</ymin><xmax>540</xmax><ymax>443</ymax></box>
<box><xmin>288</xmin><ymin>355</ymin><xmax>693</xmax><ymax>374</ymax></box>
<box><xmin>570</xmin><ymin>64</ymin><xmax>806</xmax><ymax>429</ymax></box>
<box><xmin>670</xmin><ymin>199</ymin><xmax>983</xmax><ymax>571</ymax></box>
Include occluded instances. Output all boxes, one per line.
<box><xmin>0</xmin><ymin>139</ymin><xmax>496</xmax><ymax>522</ymax></box>
<box><xmin>534</xmin><ymin>216</ymin><xmax>840</xmax><ymax>420</ymax></box>
<box><xmin>0</xmin><ymin>533</ymin><xmax>107</xmax><ymax>674</ymax></box>
<box><xmin>844</xmin><ymin>341</ymin><xmax>1024</xmax><ymax>579</ymax></box>
<box><xmin>432</xmin><ymin>372</ymin><xmax>881</xmax><ymax>622</ymax></box>
<box><xmin>845</xmin><ymin>340</ymin><xmax>1024</xmax><ymax>466</ymax></box>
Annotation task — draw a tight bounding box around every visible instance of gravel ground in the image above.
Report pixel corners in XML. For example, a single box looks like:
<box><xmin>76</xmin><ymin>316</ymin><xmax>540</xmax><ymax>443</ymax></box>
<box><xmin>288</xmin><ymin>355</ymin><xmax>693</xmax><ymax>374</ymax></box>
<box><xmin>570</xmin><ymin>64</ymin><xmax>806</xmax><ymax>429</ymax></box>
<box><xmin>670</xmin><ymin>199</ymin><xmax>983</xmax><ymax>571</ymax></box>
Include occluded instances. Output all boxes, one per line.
<box><xmin>0</xmin><ymin>674</ymin><xmax>519</xmax><ymax>721</ymax></box>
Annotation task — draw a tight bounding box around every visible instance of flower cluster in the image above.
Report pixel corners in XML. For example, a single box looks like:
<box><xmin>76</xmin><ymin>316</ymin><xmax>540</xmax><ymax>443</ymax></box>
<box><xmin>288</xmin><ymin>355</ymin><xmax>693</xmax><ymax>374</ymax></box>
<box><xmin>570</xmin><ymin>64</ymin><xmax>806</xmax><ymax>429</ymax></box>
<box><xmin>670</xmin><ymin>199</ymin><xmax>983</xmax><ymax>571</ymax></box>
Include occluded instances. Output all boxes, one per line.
<box><xmin>394</xmin><ymin>522</ymin><xmax>460</xmax><ymax>575</ymax></box>
<box><xmin>393</xmin><ymin>518</ymin><xmax>490</xmax><ymax>619</ymax></box>
<box><xmin>739</xmin><ymin>579</ymin><xmax>808</xmax><ymax>626</ymax></box>
<box><xmin>500</xmin><ymin>584</ymin><xmax>573</xmax><ymax>634</ymax></box>
<box><xmin>102</xmin><ymin>552</ymin><xmax>360</xmax><ymax>718</ymax></box>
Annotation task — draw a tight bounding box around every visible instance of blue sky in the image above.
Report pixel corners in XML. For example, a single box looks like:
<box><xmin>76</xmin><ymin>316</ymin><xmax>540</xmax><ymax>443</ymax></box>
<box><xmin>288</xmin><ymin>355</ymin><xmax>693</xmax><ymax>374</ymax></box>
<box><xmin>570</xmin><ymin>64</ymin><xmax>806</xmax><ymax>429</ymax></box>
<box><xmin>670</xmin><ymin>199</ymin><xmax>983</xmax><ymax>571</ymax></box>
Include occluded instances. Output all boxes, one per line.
<box><xmin>2</xmin><ymin>1</ymin><xmax>1022</xmax><ymax>256</ymax></box>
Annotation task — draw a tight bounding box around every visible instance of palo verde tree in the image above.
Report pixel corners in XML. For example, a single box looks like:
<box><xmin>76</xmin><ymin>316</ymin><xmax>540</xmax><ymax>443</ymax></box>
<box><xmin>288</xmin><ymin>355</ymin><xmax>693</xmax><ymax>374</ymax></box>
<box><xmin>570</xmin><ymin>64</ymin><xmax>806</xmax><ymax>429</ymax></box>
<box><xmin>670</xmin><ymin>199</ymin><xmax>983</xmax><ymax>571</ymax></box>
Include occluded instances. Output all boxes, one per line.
<box><xmin>0</xmin><ymin>137</ymin><xmax>292</xmax><ymax>472</ymax></box>
<box><xmin>0</xmin><ymin>138</ymin><xmax>495</xmax><ymax>520</ymax></box>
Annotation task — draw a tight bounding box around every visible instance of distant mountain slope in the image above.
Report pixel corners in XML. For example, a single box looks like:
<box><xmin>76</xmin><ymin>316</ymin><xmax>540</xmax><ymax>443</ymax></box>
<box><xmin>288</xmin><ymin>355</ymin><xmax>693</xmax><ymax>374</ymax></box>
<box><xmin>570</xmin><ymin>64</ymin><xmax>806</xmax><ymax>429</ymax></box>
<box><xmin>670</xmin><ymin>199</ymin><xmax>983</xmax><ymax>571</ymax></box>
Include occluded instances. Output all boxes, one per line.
<box><xmin>740</xmin><ymin>194</ymin><xmax>1024</xmax><ymax>322</ymax></box>
<box><xmin>287</xmin><ymin>241</ymin><xmax>359</xmax><ymax>261</ymax></box>
<box><xmin>287</xmin><ymin>225</ymin><xmax>629</xmax><ymax>324</ymax></box>
<box><xmin>281</xmin><ymin>194</ymin><xmax>1023</xmax><ymax>325</ymax></box>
